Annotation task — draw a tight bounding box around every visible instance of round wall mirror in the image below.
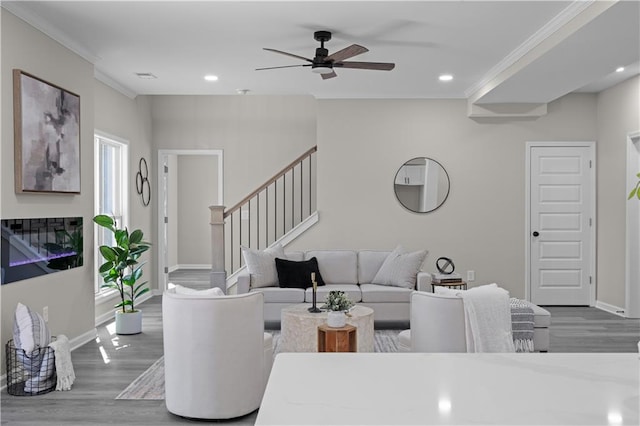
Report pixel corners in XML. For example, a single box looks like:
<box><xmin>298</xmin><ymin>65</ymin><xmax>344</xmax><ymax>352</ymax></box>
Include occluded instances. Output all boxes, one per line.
<box><xmin>394</xmin><ymin>157</ymin><xmax>450</xmax><ymax>213</ymax></box>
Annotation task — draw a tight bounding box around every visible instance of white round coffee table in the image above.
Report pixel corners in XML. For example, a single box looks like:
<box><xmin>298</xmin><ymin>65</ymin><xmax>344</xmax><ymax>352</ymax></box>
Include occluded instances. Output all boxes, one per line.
<box><xmin>280</xmin><ymin>304</ymin><xmax>374</xmax><ymax>352</ymax></box>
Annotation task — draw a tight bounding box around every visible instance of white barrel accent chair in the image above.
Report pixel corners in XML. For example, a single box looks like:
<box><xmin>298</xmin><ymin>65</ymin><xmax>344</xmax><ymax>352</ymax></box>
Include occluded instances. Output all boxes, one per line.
<box><xmin>398</xmin><ymin>291</ymin><xmax>467</xmax><ymax>352</ymax></box>
<box><xmin>163</xmin><ymin>290</ymin><xmax>273</xmax><ymax>420</ymax></box>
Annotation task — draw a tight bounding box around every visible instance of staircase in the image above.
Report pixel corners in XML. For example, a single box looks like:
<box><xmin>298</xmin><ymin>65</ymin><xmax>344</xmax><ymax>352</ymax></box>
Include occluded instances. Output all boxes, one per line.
<box><xmin>209</xmin><ymin>146</ymin><xmax>318</xmax><ymax>291</ymax></box>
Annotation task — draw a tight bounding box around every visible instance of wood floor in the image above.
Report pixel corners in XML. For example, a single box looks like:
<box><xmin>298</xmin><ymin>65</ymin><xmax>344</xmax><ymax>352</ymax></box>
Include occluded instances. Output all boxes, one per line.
<box><xmin>1</xmin><ymin>269</ymin><xmax>638</xmax><ymax>425</ymax></box>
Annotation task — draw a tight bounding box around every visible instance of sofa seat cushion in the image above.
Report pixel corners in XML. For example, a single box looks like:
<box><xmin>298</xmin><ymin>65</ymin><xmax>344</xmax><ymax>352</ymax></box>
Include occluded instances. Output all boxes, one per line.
<box><xmin>305</xmin><ymin>284</ymin><xmax>362</xmax><ymax>303</ymax></box>
<box><xmin>305</xmin><ymin>250</ymin><xmax>358</xmax><ymax>285</ymax></box>
<box><xmin>250</xmin><ymin>287</ymin><xmax>305</xmax><ymax>303</ymax></box>
<box><xmin>360</xmin><ymin>284</ymin><xmax>413</xmax><ymax>303</ymax></box>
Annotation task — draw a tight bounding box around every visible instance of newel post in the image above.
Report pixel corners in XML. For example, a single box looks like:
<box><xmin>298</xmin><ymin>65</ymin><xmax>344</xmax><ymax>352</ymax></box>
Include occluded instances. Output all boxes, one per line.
<box><xmin>209</xmin><ymin>205</ymin><xmax>227</xmax><ymax>293</ymax></box>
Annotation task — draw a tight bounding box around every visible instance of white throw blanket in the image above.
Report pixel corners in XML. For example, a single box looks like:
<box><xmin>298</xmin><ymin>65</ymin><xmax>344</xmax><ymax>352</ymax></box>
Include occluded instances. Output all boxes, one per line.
<box><xmin>459</xmin><ymin>286</ymin><xmax>515</xmax><ymax>353</ymax></box>
<box><xmin>48</xmin><ymin>334</ymin><xmax>75</xmax><ymax>391</ymax></box>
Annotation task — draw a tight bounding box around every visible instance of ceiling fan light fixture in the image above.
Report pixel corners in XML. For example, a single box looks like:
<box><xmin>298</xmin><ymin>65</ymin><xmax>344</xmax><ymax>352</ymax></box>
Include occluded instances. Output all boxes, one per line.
<box><xmin>312</xmin><ymin>65</ymin><xmax>334</xmax><ymax>75</ymax></box>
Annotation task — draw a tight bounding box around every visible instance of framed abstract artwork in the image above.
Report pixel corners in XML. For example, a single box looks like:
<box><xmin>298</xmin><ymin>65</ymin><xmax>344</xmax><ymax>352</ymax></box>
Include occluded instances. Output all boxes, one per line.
<box><xmin>13</xmin><ymin>69</ymin><xmax>81</xmax><ymax>194</ymax></box>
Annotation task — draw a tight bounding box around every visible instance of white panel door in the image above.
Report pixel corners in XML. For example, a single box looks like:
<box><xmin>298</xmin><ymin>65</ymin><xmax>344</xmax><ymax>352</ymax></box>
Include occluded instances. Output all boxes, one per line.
<box><xmin>530</xmin><ymin>145</ymin><xmax>593</xmax><ymax>305</ymax></box>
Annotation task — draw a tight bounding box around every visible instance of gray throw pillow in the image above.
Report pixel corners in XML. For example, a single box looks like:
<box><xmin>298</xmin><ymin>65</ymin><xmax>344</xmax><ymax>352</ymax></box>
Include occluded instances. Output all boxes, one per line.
<box><xmin>241</xmin><ymin>244</ymin><xmax>285</xmax><ymax>288</ymax></box>
<box><xmin>372</xmin><ymin>246</ymin><xmax>428</xmax><ymax>289</ymax></box>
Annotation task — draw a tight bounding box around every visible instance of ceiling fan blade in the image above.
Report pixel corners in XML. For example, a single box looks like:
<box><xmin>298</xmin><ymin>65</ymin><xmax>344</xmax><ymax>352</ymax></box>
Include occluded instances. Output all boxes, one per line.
<box><xmin>326</xmin><ymin>44</ymin><xmax>368</xmax><ymax>62</ymax></box>
<box><xmin>337</xmin><ymin>61</ymin><xmax>395</xmax><ymax>71</ymax></box>
<box><xmin>256</xmin><ymin>64</ymin><xmax>310</xmax><ymax>71</ymax></box>
<box><xmin>263</xmin><ymin>48</ymin><xmax>313</xmax><ymax>63</ymax></box>
<box><xmin>321</xmin><ymin>70</ymin><xmax>338</xmax><ymax>80</ymax></box>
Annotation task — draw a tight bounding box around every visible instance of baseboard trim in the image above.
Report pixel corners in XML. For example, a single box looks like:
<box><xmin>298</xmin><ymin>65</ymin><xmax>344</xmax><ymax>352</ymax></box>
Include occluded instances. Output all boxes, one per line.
<box><xmin>95</xmin><ymin>290</ymin><xmax>157</xmax><ymax>326</ymax></box>
<box><xmin>95</xmin><ymin>309</ymin><xmax>115</xmax><ymax>327</ymax></box>
<box><xmin>595</xmin><ymin>300</ymin><xmax>626</xmax><ymax>317</ymax></box>
<box><xmin>168</xmin><ymin>264</ymin><xmax>179</xmax><ymax>273</ymax></box>
<box><xmin>174</xmin><ymin>264</ymin><xmax>211</xmax><ymax>270</ymax></box>
<box><xmin>69</xmin><ymin>328</ymin><xmax>99</xmax><ymax>351</ymax></box>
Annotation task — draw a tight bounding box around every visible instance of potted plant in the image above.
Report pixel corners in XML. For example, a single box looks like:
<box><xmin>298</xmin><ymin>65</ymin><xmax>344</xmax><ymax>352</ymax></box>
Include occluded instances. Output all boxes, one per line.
<box><xmin>322</xmin><ymin>290</ymin><xmax>354</xmax><ymax>328</ymax></box>
<box><xmin>93</xmin><ymin>214</ymin><xmax>151</xmax><ymax>335</ymax></box>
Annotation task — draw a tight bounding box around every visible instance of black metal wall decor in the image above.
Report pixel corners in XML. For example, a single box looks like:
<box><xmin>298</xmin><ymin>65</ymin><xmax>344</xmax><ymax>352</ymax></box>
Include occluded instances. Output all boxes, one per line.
<box><xmin>136</xmin><ymin>157</ymin><xmax>150</xmax><ymax>206</ymax></box>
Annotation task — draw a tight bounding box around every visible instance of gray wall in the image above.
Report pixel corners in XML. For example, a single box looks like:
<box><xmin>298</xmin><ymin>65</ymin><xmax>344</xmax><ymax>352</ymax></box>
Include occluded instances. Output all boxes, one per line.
<box><xmin>290</xmin><ymin>96</ymin><xmax>600</xmax><ymax>301</ymax></box>
<box><xmin>93</xmin><ymin>81</ymin><xmax>153</xmax><ymax>321</ymax></box>
<box><xmin>149</xmin><ymin>86</ymin><xmax>636</xmax><ymax>308</ymax></box>
<box><xmin>2</xmin><ymin>9</ymin><xmax>637</xmax><ymax>372</ymax></box>
<box><xmin>176</xmin><ymin>155</ymin><xmax>217</xmax><ymax>266</ymax></box>
<box><xmin>596</xmin><ymin>76</ymin><xmax>640</xmax><ymax>308</ymax></box>
<box><xmin>150</xmin><ymin>95</ymin><xmax>318</xmax><ymax>210</ymax></box>
<box><xmin>1</xmin><ymin>10</ymin><xmax>154</xmax><ymax>374</ymax></box>
<box><xmin>1</xmin><ymin>10</ymin><xmax>95</xmax><ymax>362</ymax></box>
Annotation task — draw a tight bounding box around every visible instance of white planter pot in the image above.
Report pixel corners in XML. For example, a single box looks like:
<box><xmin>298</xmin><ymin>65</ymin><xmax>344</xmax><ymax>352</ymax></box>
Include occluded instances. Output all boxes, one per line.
<box><xmin>327</xmin><ymin>311</ymin><xmax>346</xmax><ymax>328</ymax></box>
<box><xmin>115</xmin><ymin>310</ymin><xmax>143</xmax><ymax>335</ymax></box>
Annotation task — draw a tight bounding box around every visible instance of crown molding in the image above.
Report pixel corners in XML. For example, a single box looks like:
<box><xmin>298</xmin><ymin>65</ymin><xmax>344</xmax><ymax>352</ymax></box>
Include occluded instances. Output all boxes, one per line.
<box><xmin>94</xmin><ymin>69</ymin><xmax>138</xmax><ymax>99</ymax></box>
<box><xmin>2</xmin><ymin>2</ymin><xmax>100</xmax><ymax>64</ymax></box>
<box><xmin>465</xmin><ymin>0</ymin><xmax>595</xmax><ymax>99</ymax></box>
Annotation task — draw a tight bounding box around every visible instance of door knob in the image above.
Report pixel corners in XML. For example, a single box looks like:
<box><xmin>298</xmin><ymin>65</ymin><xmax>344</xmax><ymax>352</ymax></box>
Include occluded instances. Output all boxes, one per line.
<box><xmin>532</xmin><ymin>231</ymin><xmax>540</xmax><ymax>237</ymax></box>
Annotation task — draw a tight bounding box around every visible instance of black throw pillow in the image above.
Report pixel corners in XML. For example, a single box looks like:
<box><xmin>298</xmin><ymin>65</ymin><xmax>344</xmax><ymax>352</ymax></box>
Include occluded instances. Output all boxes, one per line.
<box><xmin>275</xmin><ymin>257</ymin><xmax>326</xmax><ymax>289</ymax></box>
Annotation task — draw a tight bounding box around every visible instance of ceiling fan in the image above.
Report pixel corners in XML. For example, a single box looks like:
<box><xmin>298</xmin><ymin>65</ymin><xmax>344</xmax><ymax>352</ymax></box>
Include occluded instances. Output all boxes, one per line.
<box><xmin>256</xmin><ymin>30</ymin><xmax>395</xmax><ymax>80</ymax></box>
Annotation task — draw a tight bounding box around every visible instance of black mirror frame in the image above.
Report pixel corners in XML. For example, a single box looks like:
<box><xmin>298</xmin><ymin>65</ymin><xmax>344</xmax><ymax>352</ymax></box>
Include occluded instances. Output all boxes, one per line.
<box><xmin>393</xmin><ymin>157</ymin><xmax>450</xmax><ymax>214</ymax></box>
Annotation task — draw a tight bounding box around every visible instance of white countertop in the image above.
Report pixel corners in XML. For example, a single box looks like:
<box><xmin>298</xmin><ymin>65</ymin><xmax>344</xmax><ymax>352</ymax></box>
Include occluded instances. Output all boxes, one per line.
<box><xmin>256</xmin><ymin>352</ymin><xmax>639</xmax><ymax>425</ymax></box>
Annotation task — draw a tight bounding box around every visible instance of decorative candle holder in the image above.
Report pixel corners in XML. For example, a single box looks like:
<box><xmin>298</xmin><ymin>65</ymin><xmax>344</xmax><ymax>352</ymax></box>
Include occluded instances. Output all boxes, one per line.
<box><xmin>308</xmin><ymin>272</ymin><xmax>321</xmax><ymax>313</ymax></box>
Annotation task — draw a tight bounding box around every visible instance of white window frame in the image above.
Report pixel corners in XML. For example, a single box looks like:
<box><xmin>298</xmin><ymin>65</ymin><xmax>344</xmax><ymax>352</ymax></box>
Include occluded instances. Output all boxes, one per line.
<box><xmin>94</xmin><ymin>131</ymin><xmax>129</xmax><ymax>300</ymax></box>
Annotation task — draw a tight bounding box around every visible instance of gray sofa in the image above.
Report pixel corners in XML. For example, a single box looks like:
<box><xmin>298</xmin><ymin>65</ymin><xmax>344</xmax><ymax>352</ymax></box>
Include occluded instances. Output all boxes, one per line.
<box><xmin>236</xmin><ymin>249</ymin><xmax>430</xmax><ymax>324</ymax></box>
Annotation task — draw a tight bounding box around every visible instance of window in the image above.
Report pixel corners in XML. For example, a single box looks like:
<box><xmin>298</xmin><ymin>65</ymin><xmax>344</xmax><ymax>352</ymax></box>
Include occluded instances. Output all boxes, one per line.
<box><xmin>94</xmin><ymin>132</ymin><xmax>129</xmax><ymax>295</ymax></box>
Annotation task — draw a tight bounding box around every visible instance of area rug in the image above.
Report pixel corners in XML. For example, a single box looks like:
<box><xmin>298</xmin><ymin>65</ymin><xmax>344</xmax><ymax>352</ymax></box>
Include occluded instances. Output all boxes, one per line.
<box><xmin>116</xmin><ymin>329</ymin><xmax>401</xmax><ymax>400</ymax></box>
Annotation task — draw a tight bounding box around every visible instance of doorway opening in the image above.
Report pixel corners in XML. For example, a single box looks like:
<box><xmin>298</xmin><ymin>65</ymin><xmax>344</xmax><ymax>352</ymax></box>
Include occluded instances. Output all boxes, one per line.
<box><xmin>157</xmin><ymin>150</ymin><xmax>223</xmax><ymax>292</ymax></box>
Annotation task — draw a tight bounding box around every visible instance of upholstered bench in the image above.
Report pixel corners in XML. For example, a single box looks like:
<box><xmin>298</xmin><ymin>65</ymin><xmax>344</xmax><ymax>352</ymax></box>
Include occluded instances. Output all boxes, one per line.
<box><xmin>397</xmin><ymin>296</ymin><xmax>551</xmax><ymax>352</ymax></box>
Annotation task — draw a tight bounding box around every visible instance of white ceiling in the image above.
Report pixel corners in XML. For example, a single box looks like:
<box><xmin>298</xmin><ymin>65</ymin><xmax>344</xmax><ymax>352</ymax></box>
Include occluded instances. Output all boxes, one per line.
<box><xmin>3</xmin><ymin>1</ymin><xmax>639</xmax><ymax>103</ymax></box>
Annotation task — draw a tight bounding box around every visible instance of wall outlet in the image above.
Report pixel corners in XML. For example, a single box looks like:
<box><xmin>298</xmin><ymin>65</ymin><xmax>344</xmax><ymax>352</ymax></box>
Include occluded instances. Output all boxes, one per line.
<box><xmin>467</xmin><ymin>270</ymin><xmax>475</xmax><ymax>282</ymax></box>
<box><xmin>43</xmin><ymin>306</ymin><xmax>49</xmax><ymax>323</ymax></box>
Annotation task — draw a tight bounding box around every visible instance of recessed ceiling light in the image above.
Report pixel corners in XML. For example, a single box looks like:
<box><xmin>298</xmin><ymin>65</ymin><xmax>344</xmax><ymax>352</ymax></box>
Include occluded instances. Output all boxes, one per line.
<box><xmin>615</xmin><ymin>66</ymin><xmax>625</xmax><ymax>73</ymax></box>
<box><xmin>135</xmin><ymin>72</ymin><xmax>157</xmax><ymax>79</ymax></box>
<box><xmin>439</xmin><ymin>74</ymin><xmax>453</xmax><ymax>82</ymax></box>
<box><xmin>204</xmin><ymin>75</ymin><xmax>219</xmax><ymax>81</ymax></box>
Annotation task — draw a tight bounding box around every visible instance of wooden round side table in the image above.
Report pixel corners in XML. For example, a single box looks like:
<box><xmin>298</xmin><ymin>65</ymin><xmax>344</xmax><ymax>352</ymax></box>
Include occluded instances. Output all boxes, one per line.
<box><xmin>317</xmin><ymin>324</ymin><xmax>357</xmax><ymax>352</ymax></box>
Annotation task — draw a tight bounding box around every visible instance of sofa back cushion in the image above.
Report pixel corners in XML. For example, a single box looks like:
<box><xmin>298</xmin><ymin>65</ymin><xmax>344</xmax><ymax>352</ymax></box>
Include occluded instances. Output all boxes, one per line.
<box><xmin>285</xmin><ymin>251</ymin><xmax>304</xmax><ymax>262</ymax></box>
<box><xmin>241</xmin><ymin>244</ymin><xmax>285</xmax><ymax>288</ymax></box>
<box><xmin>305</xmin><ymin>250</ymin><xmax>358</xmax><ymax>284</ymax></box>
<box><xmin>358</xmin><ymin>251</ymin><xmax>391</xmax><ymax>284</ymax></box>
<box><xmin>372</xmin><ymin>246</ymin><xmax>428</xmax><ymax>289</ymax></box>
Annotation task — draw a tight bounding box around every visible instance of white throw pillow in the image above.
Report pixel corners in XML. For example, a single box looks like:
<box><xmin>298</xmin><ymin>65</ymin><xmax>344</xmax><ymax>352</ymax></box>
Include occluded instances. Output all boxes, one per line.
<box><xmin>13</xmin><ymin>303</ymin><xmax>51</xmax><ymax>353</ymax></box>
<box><xmin>434</xmin><ymin>283</ymin><xmax>498</xmax><ymax>296</ymax></box>
<box><xmin>172</xmin><ymin>284</ymin><xmax>224</xmax><ymax>296</ymax></box>
<box><xmin>372</xmin><ymin>246</ymin><xmax>428</xmax><ymax>289</ymax></box>
<box><xmin>241</xmin><ymin>244</ymin><xmax>285</xmax><ymax>288</ymax></box>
